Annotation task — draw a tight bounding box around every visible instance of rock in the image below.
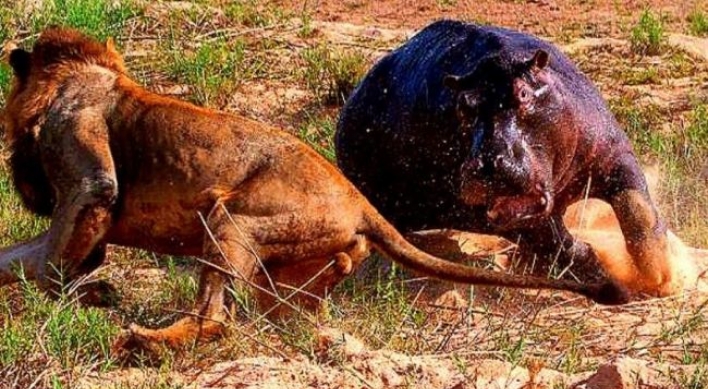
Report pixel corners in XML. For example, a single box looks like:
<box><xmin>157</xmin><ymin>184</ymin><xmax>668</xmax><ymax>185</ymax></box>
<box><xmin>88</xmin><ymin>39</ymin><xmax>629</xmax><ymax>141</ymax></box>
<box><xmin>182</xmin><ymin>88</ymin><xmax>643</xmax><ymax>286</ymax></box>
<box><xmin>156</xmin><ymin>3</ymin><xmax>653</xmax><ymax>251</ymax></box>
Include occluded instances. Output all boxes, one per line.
<box><xmin>352</xmin><ymin>350</ymin><xmax>466</xmax><ymax>388</ymax></box>
<box><xmin>573</xmin><ymin>357</ymin><xmax>668</xmax><ymax>389</ymax></box>
<box><xmin>315</xmin><ymin>327</ymin><xmax>367</xmax><ymax>363</ymax></box>
<box><xmin>468</xmin><ymin>359</ymin><xmax>568</xmax><ymax>389</ymax></box>
<box><xmin>668</xmin><ymin>34</ymin><xmax>708</xmax><ymax>62</ymax></box>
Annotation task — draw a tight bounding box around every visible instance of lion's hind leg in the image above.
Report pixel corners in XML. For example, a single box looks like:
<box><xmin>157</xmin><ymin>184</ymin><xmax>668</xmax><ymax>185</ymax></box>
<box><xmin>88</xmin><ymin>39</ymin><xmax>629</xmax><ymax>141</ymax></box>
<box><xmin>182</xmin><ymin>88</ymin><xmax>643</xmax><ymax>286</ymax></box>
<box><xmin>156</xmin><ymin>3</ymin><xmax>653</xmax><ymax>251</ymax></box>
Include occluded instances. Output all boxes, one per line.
<box><xmin>125</xmin><ymin>266</ymin><xmax>232</xmax><ymax>350</ymax></box>
<box><xmin>121</xmin><ymin>206</ymin><xmax>258</xmax><ymax>351</ymax></box>
<box><xmin>253</xmin><ymin>235</ymin><xmax>370</xmax><ymax>318</ymax></box>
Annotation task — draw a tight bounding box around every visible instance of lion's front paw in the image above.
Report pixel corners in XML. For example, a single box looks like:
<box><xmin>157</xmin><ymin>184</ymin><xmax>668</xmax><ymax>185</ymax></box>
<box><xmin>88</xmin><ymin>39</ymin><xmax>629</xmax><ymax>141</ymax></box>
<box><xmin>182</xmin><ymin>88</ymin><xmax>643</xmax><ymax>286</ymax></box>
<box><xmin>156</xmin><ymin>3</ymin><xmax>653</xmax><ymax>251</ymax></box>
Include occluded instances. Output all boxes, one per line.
<box><xmin>111</xmin><ymin>324</ymin><xmax>170</xmax><ymax>361</ymax></box>
<box><xmin>112</xmin><ymin>317</ymin><xmax>227</xmax><ymax>360</ymax></box>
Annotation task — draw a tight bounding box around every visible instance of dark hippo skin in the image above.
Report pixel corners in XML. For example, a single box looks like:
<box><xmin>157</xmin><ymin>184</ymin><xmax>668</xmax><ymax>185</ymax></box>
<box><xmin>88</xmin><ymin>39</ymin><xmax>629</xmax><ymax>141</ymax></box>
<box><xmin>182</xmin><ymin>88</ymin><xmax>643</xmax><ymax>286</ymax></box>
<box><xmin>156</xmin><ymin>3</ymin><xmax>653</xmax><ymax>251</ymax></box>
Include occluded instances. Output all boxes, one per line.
<box><xmin>336</xmin><ymin>20</ymin><xmax>678</xmax><ymax>299</ymax></box>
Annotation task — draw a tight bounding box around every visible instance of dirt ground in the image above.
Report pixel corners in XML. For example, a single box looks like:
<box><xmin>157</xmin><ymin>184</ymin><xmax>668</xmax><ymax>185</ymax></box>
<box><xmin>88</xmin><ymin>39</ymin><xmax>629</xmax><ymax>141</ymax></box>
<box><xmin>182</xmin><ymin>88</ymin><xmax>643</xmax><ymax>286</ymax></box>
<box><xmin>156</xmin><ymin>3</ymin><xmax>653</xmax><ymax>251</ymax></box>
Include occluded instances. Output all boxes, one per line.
<box><xmin>280</xmin><ymin>0</ymin><xmax>693</xmax><ymax>35</ymax></box>
<box><xmin>4</xmin><ymin>0</ymin><xmax>708</xmax><ymax>388</ymax></box>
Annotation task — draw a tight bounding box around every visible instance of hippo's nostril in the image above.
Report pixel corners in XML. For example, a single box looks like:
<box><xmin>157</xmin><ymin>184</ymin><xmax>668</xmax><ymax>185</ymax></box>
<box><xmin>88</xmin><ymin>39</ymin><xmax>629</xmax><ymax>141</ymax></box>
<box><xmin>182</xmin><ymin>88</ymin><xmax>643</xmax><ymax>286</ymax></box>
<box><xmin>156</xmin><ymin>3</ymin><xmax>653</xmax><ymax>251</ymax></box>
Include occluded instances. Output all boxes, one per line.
<box><xmin>462</xmin><ymin>157</ymin><xmax>485</xmax><ymax>178</ymax></box>
<box><xmin>470</xmin><ymin>158</ymin><xmax>484</xmax><ymax>172</ymax></box>
<box><xmin>486</xmin><ymin>208</ymin><xmax>499</xmax><ymax>221</ymax></box>
<box><xmin>512</xmin><ymin>141</ymin><xmax>524</xmax><ymax>160</ymax></box>
<box><xmin>494</xmin><ymin>155</ymin><xmax>504</xmax><ymax>169</ymax></box>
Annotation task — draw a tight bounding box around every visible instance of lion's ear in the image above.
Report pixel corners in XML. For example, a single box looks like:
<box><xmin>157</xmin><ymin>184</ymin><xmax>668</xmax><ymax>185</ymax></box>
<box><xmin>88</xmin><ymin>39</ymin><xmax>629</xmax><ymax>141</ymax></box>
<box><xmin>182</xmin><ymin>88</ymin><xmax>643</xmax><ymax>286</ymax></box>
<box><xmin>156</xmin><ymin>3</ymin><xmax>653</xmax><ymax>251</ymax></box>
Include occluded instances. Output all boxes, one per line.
<box><xmin>8</xmin><ymin>48</ymin><xmax>31</xmax><ymax>79</ymax></box>
<box><xmin>105</xmin><ymin>38</ymin><xmax>118</xmax><ymax>54</ymax></box>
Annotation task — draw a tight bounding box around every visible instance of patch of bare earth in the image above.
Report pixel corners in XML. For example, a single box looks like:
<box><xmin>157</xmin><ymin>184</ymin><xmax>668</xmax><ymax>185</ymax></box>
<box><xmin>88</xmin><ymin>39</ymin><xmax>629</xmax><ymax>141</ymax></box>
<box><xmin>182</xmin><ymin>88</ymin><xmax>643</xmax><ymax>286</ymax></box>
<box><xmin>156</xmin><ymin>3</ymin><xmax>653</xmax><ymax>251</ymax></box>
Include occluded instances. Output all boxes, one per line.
<box><xmin>277</xmin><ymin>0</ymin><xmax>705</xmax><ymax>37</ymax></box>
<box><xmin>77</xmin><ymin>308</ymin><xmax>708</xmax><ymax>388</ymax></box>
<box><xmin>42</xmin><ymin>1</ymin><xmax>708</xmax><ymax>388</ymax></box>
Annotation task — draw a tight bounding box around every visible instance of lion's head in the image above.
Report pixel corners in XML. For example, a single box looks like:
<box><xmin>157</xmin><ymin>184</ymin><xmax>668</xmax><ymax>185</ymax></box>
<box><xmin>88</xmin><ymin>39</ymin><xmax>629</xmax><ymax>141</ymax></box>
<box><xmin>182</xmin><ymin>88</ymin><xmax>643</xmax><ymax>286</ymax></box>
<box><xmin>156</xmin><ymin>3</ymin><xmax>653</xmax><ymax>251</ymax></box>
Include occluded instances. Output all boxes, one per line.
<box><xmin>1</xmin><ymin>27</ymin><xmax>127</xmax><ymax>216</ymax></box>
<box><xmin>2</xmin><ymin>27</ymin><xmax>126</xmax><ymax>143</ymax></box>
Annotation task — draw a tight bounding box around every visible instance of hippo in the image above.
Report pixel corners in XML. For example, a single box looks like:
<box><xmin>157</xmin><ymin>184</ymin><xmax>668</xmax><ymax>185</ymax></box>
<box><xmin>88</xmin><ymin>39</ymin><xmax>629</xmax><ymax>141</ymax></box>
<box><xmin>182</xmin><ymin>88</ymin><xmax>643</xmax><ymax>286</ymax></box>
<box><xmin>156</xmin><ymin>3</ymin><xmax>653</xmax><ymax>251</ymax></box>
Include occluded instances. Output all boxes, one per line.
<box><xmin>335</xmin><ymin>20</ymin><xmax>683</xmax><ymax>300</ymax></box>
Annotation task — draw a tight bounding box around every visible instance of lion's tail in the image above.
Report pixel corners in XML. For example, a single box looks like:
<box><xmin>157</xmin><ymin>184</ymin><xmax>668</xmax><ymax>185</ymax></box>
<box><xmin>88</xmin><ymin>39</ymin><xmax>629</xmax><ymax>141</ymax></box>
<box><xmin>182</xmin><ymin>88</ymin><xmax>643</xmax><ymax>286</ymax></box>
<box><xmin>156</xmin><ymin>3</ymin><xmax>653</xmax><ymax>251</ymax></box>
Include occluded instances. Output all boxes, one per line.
<box><xmin>360</xmin><ymin>204</ymin><xmax>608</xmax><ymax>302</ymax></box>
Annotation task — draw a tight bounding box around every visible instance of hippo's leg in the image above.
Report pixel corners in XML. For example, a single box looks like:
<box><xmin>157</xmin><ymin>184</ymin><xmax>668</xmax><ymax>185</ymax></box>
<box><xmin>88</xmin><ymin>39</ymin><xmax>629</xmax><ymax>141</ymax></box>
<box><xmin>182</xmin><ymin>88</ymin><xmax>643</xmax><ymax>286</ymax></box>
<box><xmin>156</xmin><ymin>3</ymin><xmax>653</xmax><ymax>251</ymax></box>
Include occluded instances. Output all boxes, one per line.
<box><xmin>508</xmin><ymin>214</ymin><xmax>615</xmax><ymax>285</ymax></box>
<box><xmin>596</xmin><ymin>155</ymin><xmax>695</xmax><ymax>297</ymax></box>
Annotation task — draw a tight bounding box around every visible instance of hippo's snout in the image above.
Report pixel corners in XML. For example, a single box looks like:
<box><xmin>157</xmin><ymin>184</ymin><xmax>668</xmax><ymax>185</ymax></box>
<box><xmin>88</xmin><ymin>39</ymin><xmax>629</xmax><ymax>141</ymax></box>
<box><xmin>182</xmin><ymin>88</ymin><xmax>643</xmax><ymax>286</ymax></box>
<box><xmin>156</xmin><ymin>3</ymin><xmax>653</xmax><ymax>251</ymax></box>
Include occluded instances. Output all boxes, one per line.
<box><xmin>460</xmin><ymin>144</ymin><xmax>533</xmax><ymax>195</ymax></box>
<box><xmin>492</xmin><ymin>152</ymin><xmax>530</xmax><ymax>191</ymax></box>
<box><xmin>460</xmin><ymin>137</ymin><xmax>555</xmax><ymax>227</ymax></box>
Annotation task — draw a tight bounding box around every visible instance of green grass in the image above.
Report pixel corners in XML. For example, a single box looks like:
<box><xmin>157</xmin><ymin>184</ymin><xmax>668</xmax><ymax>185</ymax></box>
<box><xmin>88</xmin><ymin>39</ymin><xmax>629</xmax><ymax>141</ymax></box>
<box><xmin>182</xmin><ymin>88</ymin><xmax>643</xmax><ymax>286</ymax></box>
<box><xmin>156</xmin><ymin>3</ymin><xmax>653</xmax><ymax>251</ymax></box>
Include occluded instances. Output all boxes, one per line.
<box><xmin>682</xmin><ymin>104</ymin><xmax>708</xmax><ymax>158</ymax></box>
<box><xmin>0</xmin><ymin>64</ymin><xmax>12</xmax><ymax>108</ymax></box>
<box><xmin>300</xmin><ymin>44</ymin><xmax>367</xmax><ymax>105</ymax></box>
<box><xmin>0</xmin><ymin>4</ymin><xmax>14</xmax><ymax>43</ymax></box>
<box><xmin>555</xmin><ymin>324</ymin><xmax>587</xmax><ymax>373</ymax></box>
<box><xmin>328</xmin><ymin>260</ymin><xmax>428</xmax><ymax>352</ymax></box>
<box><xmin>676</xmin><ymin>366</ymin><xmax>708</xmax><ymax>389</ymax></box>
<box><xmin>165</xmin><ymin>37</ymin><xmax>248</xmax><ymax>106</ymax></box>
<box><xmin>609</xmin><ymin>98</ymin><xmax>668</xmax><ymax>157</ymax></box>
<box><xmin>0</xmin><ymin>0</ymin><xmax>708</xmax><ymax>386</ymax></box>
<box><xmin>621</xmin><ymin>67</ymin><xmax>660</xmax><ymax>85</ymax></box>
<box><xmin>608</xmin><ymin>99</ymin><xmax>708</xmax><ymax>162</ymax></box>
<box><xmin>665</xmin><ymin>51</ymin><xmax>697</xmax><ymax>79</ymax></box>
<box><xmin>298</xmin><ymin>113</ymin><xmax>337</xmax><ymax>162</ymax></box>
<box><xmin>223</xmin><ymin>0</ymin><xmax>289</xmax><ymax>27</ymax></box>
<box><xmin>0</xmin><ymin>279</ymin><xmax>118</xmax><ymax>379</ymax></box>
<box><xmin>29</xmin><ymin>0</ymin><xmax>140</xmax><ymax>41</ymax></box>
<box><xmin>610</xmin><ymin>100</ymin><xmax>708</xmax><ymax>170</ymax></box>
<box><xmin>298</xmin><ymin>13</ymin><xmax>316</xmax><ymax>39</ymax></box>
<box><xmin>610</xmin><ymin>97</ymin><xmax>708</xmax><ymax>246</ymax></box>
<box><xmin>116</xmin><ymin>253</ymin><xmax>198</xmax><ymax>331</ymax></box>
<box><xmin>688</xmin><ymin>9</ymin><xmax>708</xmax><ymax>37</ymax></box>
<box><xmin>162</xmin><ymin>258</ymin><xmax>197</xmax><ymax>309</ymax></box>
<box><xmin>630</xmin><ymin>9</ymin><xmax>665</xmax><ymax>56</ymax></box>
<box><xmin>437</xmin><ymin>0</ymin><xmax>458</xmax><ymax>7</ymax></box>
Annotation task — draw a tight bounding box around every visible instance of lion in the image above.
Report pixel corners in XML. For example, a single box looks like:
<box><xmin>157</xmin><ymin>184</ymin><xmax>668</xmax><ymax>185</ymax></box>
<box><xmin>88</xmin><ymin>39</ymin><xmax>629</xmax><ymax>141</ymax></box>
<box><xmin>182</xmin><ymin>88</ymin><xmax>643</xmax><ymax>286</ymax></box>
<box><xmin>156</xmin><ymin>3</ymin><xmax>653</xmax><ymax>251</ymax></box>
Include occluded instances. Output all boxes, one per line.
<box><xmin>0</xmin><ymin>27</ymin><xmax>625</xmax><ymax>350</ymax></box>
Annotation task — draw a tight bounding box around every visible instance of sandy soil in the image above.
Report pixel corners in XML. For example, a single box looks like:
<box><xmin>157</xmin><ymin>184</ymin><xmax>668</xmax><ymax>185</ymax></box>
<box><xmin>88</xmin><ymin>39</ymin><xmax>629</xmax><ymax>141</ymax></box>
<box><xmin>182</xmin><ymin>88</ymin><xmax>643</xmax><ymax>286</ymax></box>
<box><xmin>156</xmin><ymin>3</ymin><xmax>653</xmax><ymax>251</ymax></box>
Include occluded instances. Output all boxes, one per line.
<box><xmin>8</xmin><ymin>1</ymin><xmax>708</xmax><ymax>387</ymax></box>
<box><xmin>277</xmin><ymin>0</ymin><xmax>704</xmax><ymax>37</ymax></box>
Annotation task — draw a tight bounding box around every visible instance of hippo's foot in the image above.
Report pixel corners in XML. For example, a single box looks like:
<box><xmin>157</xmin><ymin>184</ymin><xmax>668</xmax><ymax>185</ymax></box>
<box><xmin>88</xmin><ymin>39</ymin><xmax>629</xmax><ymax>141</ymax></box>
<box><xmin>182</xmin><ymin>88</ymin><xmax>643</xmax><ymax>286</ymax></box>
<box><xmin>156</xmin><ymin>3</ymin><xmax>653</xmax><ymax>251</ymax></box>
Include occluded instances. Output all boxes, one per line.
<box><xmin>517</xmin><ymin>238</ymin><xmax>611</xmax><ymax>286</ymax></box>
<box><xmin>587</xmin><ymin>281</ymin><xmax>631</xmax><ymax>305</ymax></box>
<box><xmin>558</xmin><ymin>240</ymin><xmax>611</xmax><ymax>284</ymax></box>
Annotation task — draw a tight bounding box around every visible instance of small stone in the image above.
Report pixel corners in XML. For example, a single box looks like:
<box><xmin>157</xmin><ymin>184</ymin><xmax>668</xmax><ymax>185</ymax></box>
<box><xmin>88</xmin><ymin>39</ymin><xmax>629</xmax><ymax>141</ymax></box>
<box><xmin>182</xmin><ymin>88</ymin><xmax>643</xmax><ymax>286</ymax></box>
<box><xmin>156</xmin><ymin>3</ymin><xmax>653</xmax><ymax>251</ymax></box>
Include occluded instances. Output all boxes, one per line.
<box><xmin>573</xmin><ymin>357</ymin><xmax>667</xmax><ymax>389</ymax></box>
<box><xmin>315</xmin><ymin>327</ymin><xmax>367</xmax><ymax>363</ymax></box>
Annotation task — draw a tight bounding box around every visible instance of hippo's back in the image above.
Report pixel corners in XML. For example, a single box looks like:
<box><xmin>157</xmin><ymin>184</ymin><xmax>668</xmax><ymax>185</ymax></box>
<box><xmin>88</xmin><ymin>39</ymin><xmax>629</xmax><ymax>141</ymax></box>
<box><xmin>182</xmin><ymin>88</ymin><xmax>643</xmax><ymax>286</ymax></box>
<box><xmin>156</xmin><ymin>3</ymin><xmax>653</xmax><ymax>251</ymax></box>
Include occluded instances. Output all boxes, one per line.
<box><xmin>335</xmin><ymin>20</ymin><xmax>594</xmax><ymax>231</ymax></box>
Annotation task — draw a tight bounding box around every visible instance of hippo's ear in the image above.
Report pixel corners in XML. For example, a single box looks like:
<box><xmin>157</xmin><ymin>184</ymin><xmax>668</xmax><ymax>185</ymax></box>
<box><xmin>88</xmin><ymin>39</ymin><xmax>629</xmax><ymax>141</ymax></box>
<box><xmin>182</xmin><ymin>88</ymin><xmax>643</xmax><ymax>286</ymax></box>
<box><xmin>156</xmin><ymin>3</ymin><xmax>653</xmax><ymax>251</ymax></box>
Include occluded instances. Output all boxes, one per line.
<box><xmin>530</xmin><ymin>50</ymin><xmax>549</xmax><ymax>70</ymax></box>
<box><xmin>460</xmin><ymin>91</ymin><xmax>480</xmax><ymax>109</ymax></box>
<box><xmin>443</xmin><ymin>74</ymin><xmax>463</xmax><ymax>90</ymax></box>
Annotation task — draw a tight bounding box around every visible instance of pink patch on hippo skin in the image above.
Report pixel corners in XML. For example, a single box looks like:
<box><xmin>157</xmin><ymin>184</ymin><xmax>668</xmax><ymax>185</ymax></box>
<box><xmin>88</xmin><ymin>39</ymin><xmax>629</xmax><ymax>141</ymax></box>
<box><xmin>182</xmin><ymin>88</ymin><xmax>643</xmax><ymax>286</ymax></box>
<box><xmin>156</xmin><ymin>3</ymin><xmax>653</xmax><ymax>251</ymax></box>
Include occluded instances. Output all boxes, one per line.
<box><xmin>459</xmin><ymin>177</ymin><xmax>490</xmax><ymax>206</ymax></box>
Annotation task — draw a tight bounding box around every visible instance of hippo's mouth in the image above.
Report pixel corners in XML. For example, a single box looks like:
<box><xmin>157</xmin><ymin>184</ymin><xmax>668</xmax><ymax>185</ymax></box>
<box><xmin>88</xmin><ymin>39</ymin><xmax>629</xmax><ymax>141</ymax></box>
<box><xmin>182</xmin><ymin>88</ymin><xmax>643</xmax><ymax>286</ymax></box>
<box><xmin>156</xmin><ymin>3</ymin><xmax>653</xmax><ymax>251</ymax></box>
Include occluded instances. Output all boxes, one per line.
<box><xmin>485</xmin><ymin>187</ymin><xmax>553</xmax><ymax>229</ymax></box>
<box><xmin>459</xmin><ymin>165</ymin><xmax>555</xmax><ymax>228</ymax></box>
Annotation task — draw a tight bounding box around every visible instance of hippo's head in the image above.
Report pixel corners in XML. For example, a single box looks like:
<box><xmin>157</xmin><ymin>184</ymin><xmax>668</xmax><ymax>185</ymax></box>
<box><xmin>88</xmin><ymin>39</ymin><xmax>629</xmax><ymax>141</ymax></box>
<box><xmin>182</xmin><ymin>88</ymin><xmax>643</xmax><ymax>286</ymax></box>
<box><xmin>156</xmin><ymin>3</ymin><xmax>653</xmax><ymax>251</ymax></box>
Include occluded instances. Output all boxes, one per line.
<box><xmin>445</xmin><ymin>49</ymin><xmax>569</xmax><ymax>229</ymax></box>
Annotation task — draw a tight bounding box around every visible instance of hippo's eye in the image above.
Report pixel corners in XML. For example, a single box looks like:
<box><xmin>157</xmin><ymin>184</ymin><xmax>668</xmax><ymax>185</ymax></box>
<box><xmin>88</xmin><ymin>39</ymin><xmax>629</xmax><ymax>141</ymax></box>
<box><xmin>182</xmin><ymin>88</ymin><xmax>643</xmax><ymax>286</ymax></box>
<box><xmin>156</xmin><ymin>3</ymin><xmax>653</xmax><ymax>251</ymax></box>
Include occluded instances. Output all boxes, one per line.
<box><xmin>514</xmin><ymin>77</ymin><xmax>534</xmax><ymax>102</ymax></box>
<box><xmin>519</xmin><ymin>89</ymin><xmax>529</xmax><ymax>100</ymax></box>
<box><xmin>457</xmin><ymin>90</ymin><xmax>481</xmax><ymax>115</ymax></box>
<box><xmin>454</xmin><ymin>91</ymin><xmax>481</xmax><ymax>127</ymax></box>
<box><xmin>517</xmin><ymin>86</ymin><xmax>534</xmax><ymax>107</ymax></box>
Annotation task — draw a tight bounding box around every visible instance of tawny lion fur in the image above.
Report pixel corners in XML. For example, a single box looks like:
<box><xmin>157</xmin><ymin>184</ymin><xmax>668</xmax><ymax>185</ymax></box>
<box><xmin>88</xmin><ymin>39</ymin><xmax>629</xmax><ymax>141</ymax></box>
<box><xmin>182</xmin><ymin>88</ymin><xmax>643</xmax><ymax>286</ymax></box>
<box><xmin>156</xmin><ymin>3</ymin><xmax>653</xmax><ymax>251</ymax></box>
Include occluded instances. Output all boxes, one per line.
<box><xmin>0</xmin><ymin>28</ymin><xmax>632</xmax><ymax>350</ymax></box>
